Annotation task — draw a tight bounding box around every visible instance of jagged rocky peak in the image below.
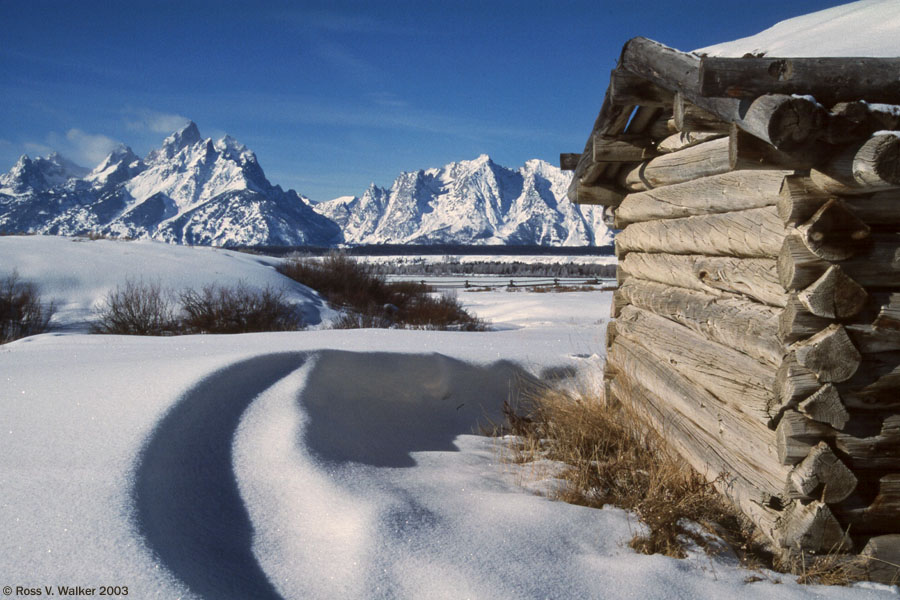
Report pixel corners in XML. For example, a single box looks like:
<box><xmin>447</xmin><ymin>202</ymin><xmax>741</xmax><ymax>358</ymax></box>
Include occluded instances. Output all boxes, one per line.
<box><xmin>146</xmin><ymin>121</ymin><xmax>203</xmax><ymax>162</ymax></box>
<box><xmin>1</xmin><ymin>152</ymin><xmax>88</xmax><ymax>193</ymax></box>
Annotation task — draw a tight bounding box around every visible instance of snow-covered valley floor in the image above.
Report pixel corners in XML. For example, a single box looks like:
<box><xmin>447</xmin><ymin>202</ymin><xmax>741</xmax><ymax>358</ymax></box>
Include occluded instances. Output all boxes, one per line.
<box><xmin>1</xmin><ymin>237</ymin><xmax>897</xmax><ymax>599</ymax></box>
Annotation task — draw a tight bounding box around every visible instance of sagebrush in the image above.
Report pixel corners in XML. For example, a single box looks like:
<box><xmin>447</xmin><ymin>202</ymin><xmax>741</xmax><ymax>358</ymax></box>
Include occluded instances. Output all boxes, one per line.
<box><xmin>93</xmin><ymin>280</ymin><xmax>303</xmax><ymax>335</ymax></box>
<box><xmin>278</xmin><ymin>252</ymin><xmax>486</xmax><ymax>330</ymax></box>
<box><xmin>0</xmin><ymin>271</ymin><xmax>55</xmax><ymax>343</ymax></box>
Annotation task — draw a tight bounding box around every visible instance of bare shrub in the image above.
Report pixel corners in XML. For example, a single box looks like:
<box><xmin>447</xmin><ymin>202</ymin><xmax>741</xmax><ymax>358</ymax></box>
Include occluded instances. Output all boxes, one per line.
<box><xmin>92</xmin><ymin>279</ymin><xmax>176</xmax><ymax>335</ymax></box>
<box><xmin>0</xmin><ymin>271</ymin><xmax>55</xmax><ymax>343</ymax></box>
<box><xmin>179</xmin><ymin>283</ymin><xmax>301</xmax><ymax>334</ymax></box>
<box><xmin>278</xmin><ymin>252</ymin><xmax>486</xmax><ymax>330</ymax></box>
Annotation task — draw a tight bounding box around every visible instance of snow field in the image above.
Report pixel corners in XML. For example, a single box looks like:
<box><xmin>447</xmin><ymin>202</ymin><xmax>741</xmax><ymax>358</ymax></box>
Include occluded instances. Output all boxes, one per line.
<box><xmin>1</xmin><ymin>235</ymin><xmax>898</xmax><ymax>598</ymax></box>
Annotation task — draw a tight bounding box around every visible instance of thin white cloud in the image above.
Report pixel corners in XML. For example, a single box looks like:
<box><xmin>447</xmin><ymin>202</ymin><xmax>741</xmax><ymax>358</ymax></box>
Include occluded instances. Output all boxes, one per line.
<box><xmin>123</xmin><ymin>108</ymin><xmax>191</xmax><ymax>134</ymax></box>
<box><xmin>22</xmin><ymin>129</ymin><xmax>121</xmax><ymax>168</ymax></box>
<box><xmin>62</xmin><ymin>129</ymin><xmax>120</xmax><ymax>165</ymax></box>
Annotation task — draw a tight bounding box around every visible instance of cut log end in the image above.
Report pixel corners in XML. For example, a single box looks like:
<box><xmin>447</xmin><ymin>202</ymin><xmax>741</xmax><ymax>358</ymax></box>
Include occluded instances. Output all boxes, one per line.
<box><xmin>798</xmin><ymin>264</ymin><xmax>868</xmax><ymax>319</ymax></box>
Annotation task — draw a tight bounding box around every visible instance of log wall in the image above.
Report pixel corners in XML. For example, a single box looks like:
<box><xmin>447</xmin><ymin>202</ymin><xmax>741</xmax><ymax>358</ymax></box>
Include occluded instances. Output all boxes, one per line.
<box><xmin>568</xmin><ymin>38</ymin><xmax>900</xmax><ymax>581</ymax></box>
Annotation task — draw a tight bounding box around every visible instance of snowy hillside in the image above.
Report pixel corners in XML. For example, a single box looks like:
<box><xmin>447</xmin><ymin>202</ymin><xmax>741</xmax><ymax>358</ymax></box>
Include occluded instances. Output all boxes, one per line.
<box><xmin>697</xmin><ymin>0</ymin><xmax>900</xmax><ymax>57</ymax></box>
<box><xmin>315</xmin><ymin>154</ymin><xmax>611</xmax><ymax>246</ymax></box>
<box><xmin>0</xmin><ymin>123</ymin><xmax>341</xmax><ymax>247</ymax></box>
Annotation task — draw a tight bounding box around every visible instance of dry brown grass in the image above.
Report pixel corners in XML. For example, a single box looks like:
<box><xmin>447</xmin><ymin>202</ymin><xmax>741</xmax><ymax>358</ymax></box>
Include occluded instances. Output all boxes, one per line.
<box><xmin>497</xmin><ymin>383</ymin><xmax>760</xmax><ymax>560</ymax></box>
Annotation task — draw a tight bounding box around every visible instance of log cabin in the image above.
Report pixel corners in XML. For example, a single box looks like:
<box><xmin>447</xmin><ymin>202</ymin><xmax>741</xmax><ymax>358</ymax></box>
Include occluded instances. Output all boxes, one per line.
<box><xmin>564</xmin><ymin>37</ymin><xmax>900</xmax><ymax>583</ymax></box>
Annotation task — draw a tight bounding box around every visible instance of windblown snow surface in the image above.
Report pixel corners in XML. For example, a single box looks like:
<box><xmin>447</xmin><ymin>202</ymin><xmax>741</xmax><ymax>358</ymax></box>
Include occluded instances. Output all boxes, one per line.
<box><xmin>697</xmin><ymin>0</ymin><xmax>900</xmax><ymax>57</ymax></box>
<box><xmin>1</xmin><ymin>235</ymin><xmax>896</xmax><ymax>599</ymax></box>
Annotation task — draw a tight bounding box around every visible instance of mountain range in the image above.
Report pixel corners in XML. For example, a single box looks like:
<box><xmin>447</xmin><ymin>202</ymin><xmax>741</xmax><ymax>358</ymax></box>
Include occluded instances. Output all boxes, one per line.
<box><xmin>0</xmin><ymin>123</ymin><xmax>611</xmax><ymax>247</ymax></box>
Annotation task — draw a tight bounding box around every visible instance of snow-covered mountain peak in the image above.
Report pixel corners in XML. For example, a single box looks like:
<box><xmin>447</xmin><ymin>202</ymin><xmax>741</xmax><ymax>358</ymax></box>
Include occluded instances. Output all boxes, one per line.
<box><xmin>146</xmin><ymin>121</ymin><xmax>202</xmax><ymax>163</ymax></box>
<box><xmin>313</xmin><ymin>155</ymin><xmax>610</xmax><ymax>247</ymax></box>
<box><xmin>0</xmin><ymin>152</ymin><xmax>88</xmax><ymax>193</ymax></box>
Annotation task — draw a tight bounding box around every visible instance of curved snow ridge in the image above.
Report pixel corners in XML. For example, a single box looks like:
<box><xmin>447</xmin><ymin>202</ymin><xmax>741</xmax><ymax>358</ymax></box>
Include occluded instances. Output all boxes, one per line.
<box><xmin>132</xmin><ymin>349</ymin><xmax>538</xmax><ymax>599</ymax></box>
<box><xmin>131</xmin><ymin>352</ymin><xmax>308</xmax><ymax>600</ymax></box>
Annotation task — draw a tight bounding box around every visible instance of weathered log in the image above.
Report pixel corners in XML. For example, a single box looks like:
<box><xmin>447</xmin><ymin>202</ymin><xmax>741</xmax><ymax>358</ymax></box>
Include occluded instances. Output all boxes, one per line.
<box><xmin>833</xmin><ymin>474</ymin><xmax>900</xmax><ymax>534</ymax></box>
<box><xmin>560</xmin><ymin>153</ymin><xmax>580</xmax><ymax>171</ymax></box>
<box><xmin>826</xmin><ymin>101</ymin><xmax>900</xmax><ymax>146</ymax></box>
<box><xmin>609</xmin><ymin>366</ymin><xmax>848</xmax><ymax>555</ymax></box>
<box><xmin>608</xmin><ymin>336</ymin><xmax>788</xmax><ymax>499</ymax></box>
<box><xmin>674</xmin><ymin>93</ymin><xmax>731</xmax><ymax>133</ymax></box>
<box><xmin>605</xmin><ymin>320</ymin><xmax>618</xmax><ymax>350</ymax></box>
<box><xmin>609</xmin><ymin>69</ymin><xmax>675</xmax><ymax>107</ymax></box>
<box><xmin>656</xmin><ymin>131</ymin><xmax>724</xmax><ymax>154</ymax></box>
<box><xmin>615</xmin><ymin>305</ymin><xmax>775</xmax><ymax>423</ymax></box>
<box><xmin>620</xmin><ymin>38</ymin><xmax>825</xmax><ymax>150</ymax></box>
<box><xmin>797</xmin><ymin>385</ymin><xmax>850</xmax><ymax>430</ymax></box>
<box><xmin>698</xmin><ymin>56</ymin><xmax>900</xmax><ymax>105</ymax></box>
<box><xmin>593</xmin><ymin>136</ymin><xmax>656</xmax><ymax>162</ymax></box>
<box><xmin>608</xmin><ymin>373</ymin><xmax>784</xmax><ymax>540</ymax></box>
<box><xmin>620</xmin><ymin>135</ymin><xmax>731</xmax><ymax>191</ymax></box>
<box><xmin>776</xmin><ymin>410</ymin><xmax>900</xmax><ymax>470</ymax></box>
<box><xmin>619</xmin><ymin>252</ymin><xmax>786</xmax><ymax>307</ymax></box>
<box><xmin>573</xmin><ymin>182</ymin><xmax>626</xmax><ymax>206</ymax></box>
<box><xmin>776</xmin><ymin>353</ymin><xmax>900</xmax><ymax>413</ymax></box>
<box><xmin>615</xmin><ymin>205</ymin><xmax>786</xmax><ymax>259</ymax></box>
<box><xmin>790</xmin><ymin>324</ymin><xmax>861</xmax><ymax>383</ymax></box>
<box><xmin>778</xmin><ymin>295</ymin><xmax>832</xmax><ymax>343</ymax></box>
<box><xmin>797</xmin><ymin>265</ymin><xmax>867</xmax><ymax>320</ymax></box>
<box><xmin>614</xmin><ymin>169</ymin><xmax>789</xmax><ymax>227</ymax></box>
<box><xmin>728</xmin><ymin>126</ymin><xmax>818</xmax><ymax>171</ymax></box>
<box><xmin>780</xmin><ymin>174</ymin><xmax>900</xmax><ymax>227</ymax></box>
<box><xmin>567</xmin><ymin>85</ymin><xmax>634</xmax><ymax>200</ymax></box>
<box><xmin>857</xmin><ymin>535</ymin><xmax>900</xmax><ymax>584</ymax></box>
<box><xmin>647</xmin><ymin>115</ymin><xmax>677</xmax><ymax>140</ymax></box>
<box><xmin>776</xmin><ymin>500</ymin><xmax>850</xmax><ymax>554</ymax></box>
<box><xmin>626</xmin><ymin>106</ymin><xmax>663</xmax><ymax>135</ymax></box>
<box><xmin>797</xmin><ymin>200</ymin><xmax>871</xmax><ymax>261</ymax></box>
<box><xmin>616</xmin><ymin>278</ymin><xmax>783</xmax><ymax>365</ymax></box>
<box><xmin>811</xmin><ymin>132</ymin><xmax>900</xmax><ymax>194</ymax></box>
<box><xmin>778</xmin><ymin>232</ymin><xmax>900</xmax><ymax>290</ymax></box>
<box><xmin>787</xmin><ymin>442</ymin><xmax>857</xmax><ymax>503</ymax></box>
<box><xmin>874</xmin><ymin>293</ymin><xmax>900</xmax><ymax>330</ymax></box>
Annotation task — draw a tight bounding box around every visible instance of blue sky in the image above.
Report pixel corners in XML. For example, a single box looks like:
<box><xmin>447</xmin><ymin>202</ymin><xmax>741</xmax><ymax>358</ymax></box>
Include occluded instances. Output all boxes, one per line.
<box><xmin>2</xmin><ymin>0</ymin><xmax>850</xmax><ymax>202</ymax></box>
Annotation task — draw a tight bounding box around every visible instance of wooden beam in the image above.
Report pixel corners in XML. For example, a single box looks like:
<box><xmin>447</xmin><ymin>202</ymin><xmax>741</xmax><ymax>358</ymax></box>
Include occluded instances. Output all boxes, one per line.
<box><xmin>776</xmin><ymin>409</ymin><xmax>900</xmax><ymax>470</ymax></box>
<box><xmin>615</xmin><ymin>205</ymin><xmax>786</xmax><ymax>259</ymax></box>
<box><xmin>592</xmin><ymin>136</ymin><xmax>656</xmax><ymax>163</ymax></box>
<box><xmin>674</xmin><ymin>93</ymin><xmax>730</xmax><ymax>133</ymax></box>
<box><xmin>609</xmin><ymin>69</ymin><xmax>675</xmax><ymax>107</ymax></box>
<box><xmin>619</xmin><ymin>252</ymin><xmax>786</xmax><ymax>307</ymax></box>
<box><xmin>811</xmin><ymin>132</ymin><xmax>900</xmax><ymax>194</ymax></box>
<box><xmin>619</xmin><ymin>38</ymin><xmax>825</xmax><ymax>151</ymax></box>
<box><xmin>776</xmin><ymin>353</ymin><xmax>900</xmax><ymax>414</ymax></box>
<box><xmin>614</xmin><ymin>169</ymin><xmax>789</xmax><ymax>227</ymax></box>
<box><xmin>574</xmin><ymin>182</ymin><xmax>626</xmax><ymax>206</ymax></box>
<box><xmin>559</xmin><ymin>153</ymin><xmax>580</xmax><ymax>170</ymax></box>
<box><xmin>833</xmin><ymin>475</ymin><xmax>900</xmax><ymax>535</ymax></box>
<box><xmin>787</xmin><ymin>442</ymin><xmax>857</xmax><ymax>503</ymax></box>
<box><xmin>728</xmin><ymin>126</ymin><xmax>819</xmax><ymax>171</ymax></box>
<box><xmin>616</xmin><ymin>277</ymin><xmax>783</xmax><ymax>365</ymax></box>
<box><xmin>778</xmin><ymin>232</ymin><xmax>900</xmax><ymax>290</ymax></box>
<box><xmin>608</xmin><ymin>336</ymin><xmax>788</xmax><ymax>498</ymax></box>
<box><xmin>698</xmin><ymin>56</ymin><xmax>900</xmax><ymax>105</ymax></box>
<box><xmin>796</xmin><ymin>265</ymin><xmax>868</xmax><ymax>319</ymax></box>
<box><xmin>789</xmin><ymin>324</ymin><xmax>861</xmax><ymax>384</ymax></box>
<box><xmin>656</xmin><ymin>131</ymin><xmax>724</xmax><ymax>154</ymax></box>
<box><xmin>619</xmin><ymin>135</ymin><xmax>731</xmax><ymax>191</ymax></box>
<box><xmin>615</xmin><ymin>305</ymin><xmax>776</xmax><ymax>423</ymax></box>
<box><xmin>610</xmin><ymin>372</ymin><xmax>848</xmax><ymax>556</ymax></box>
<box><xmin>781</xmin><ymin>174</ymin><xmax>900</xmax><ymax>227</ymax></box>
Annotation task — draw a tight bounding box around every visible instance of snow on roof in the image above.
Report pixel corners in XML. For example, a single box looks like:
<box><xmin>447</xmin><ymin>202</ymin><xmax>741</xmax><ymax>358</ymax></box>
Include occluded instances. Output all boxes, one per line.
<box><xmin>697</xmin><ymin>0</ymin><xmax>900</xmax><ymax>58</ymax></box>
